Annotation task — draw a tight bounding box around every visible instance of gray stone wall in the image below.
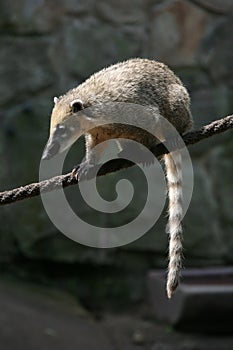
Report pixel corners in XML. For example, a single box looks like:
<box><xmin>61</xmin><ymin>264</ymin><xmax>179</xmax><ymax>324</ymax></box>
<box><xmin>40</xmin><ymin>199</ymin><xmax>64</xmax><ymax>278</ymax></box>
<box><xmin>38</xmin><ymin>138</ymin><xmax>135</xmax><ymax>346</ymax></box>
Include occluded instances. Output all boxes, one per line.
<box><xmin>0</xmin><ymin>0</ymin><xmax>233</xmax><ymax>267</ymax></box>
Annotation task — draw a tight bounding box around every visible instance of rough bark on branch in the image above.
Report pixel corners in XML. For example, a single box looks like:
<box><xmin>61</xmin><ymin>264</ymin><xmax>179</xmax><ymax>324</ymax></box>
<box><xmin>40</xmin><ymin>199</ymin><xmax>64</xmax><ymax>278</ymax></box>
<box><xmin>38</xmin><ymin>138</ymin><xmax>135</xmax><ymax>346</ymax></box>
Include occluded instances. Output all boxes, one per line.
<box><xmin>0</xmin><ymin>115</ymin><xmax>232</xmax><ymax>206</ymax></box>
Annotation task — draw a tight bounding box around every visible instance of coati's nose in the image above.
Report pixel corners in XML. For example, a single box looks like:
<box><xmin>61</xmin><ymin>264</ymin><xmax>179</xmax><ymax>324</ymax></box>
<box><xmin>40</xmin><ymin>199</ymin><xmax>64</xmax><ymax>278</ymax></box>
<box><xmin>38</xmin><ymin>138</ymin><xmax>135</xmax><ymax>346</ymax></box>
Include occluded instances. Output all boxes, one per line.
<box><xmin>42</xmin><ymin>139</ymin><xmax>60</xmax><ymax>160</ymax></box>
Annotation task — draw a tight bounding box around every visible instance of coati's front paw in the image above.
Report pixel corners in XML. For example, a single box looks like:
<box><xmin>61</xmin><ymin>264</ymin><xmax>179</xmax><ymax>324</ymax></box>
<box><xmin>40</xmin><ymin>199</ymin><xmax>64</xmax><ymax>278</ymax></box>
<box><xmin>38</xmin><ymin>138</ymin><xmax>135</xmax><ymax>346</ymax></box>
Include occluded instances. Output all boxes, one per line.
<box><xmin>72</xmin><ymin>160</ymin><xmax>95</xmax><ymax>180</ymax></box>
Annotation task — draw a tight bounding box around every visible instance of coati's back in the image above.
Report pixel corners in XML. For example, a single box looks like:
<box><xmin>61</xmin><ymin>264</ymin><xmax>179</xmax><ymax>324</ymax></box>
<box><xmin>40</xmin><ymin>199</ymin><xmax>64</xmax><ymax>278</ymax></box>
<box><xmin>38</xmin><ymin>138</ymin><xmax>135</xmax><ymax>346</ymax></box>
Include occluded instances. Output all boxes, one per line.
<box><xmin>62</xmin><ymin>58</ymin><xmax>192</xmax><ymax>134</ymax></box>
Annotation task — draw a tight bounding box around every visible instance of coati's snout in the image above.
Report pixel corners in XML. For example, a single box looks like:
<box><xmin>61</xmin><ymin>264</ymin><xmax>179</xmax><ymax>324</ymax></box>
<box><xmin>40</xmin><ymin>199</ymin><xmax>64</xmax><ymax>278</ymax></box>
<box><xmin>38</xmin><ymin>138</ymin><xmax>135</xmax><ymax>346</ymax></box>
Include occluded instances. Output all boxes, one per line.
<box><xmin>42</xmin><ymin>137</ymin><xmax>60</xmax><ymax>160</ymax></box>
<box><xmin>42</xmin><ymin>119</ymin><xmax>87</xmax><ymax>160</ymax></box>
<box><xmin>42</xmin><ymin>123</ymin><xmax>75</xmax><ymax>160</ymax></box>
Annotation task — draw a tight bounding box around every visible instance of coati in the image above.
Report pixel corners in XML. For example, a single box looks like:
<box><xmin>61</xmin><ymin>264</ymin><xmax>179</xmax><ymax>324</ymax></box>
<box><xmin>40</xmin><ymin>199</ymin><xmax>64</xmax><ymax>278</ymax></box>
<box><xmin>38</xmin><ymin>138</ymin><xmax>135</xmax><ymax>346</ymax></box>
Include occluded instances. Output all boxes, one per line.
<box><xmin>42</xmin><ymin>58</ymin><xmax>193</xmax><ymax>298</ymax></box>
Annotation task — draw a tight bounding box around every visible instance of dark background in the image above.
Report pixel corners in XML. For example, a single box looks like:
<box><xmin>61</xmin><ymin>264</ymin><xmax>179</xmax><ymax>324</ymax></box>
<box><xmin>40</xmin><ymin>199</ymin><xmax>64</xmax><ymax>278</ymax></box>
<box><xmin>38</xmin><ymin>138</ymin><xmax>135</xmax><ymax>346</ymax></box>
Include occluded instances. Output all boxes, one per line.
<box><xmin>0</xmin><ymin>1</ymin><xmax>233</xmax><ymax>349</ymax></box>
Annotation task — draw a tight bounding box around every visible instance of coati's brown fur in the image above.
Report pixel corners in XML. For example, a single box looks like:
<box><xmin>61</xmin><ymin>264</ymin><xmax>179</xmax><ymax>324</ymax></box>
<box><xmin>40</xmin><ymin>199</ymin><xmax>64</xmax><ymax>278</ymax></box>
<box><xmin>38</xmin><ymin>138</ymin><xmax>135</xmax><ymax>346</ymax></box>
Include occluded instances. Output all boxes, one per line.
<box><xmin>44</xmin><ymin>58</ymin><xmax>193</xmax><ymax>298</ymax></box>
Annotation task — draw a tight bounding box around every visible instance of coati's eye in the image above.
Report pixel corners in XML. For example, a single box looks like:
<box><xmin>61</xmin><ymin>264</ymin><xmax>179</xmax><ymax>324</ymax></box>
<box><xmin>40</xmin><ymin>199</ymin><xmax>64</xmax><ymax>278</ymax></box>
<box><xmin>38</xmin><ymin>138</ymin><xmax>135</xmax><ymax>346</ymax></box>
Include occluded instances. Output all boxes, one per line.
<box><xmin>70</xmin><ymin>99</ymin><xmax>84</xmax><ymax>113</ymax></box>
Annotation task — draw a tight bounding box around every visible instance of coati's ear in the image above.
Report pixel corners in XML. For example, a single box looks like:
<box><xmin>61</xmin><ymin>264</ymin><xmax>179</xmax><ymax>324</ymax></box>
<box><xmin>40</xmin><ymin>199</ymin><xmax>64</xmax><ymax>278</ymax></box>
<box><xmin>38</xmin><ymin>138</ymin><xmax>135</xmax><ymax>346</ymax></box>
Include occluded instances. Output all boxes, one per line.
<box><xmin>70</xmin><ymin>99</ymin><xmax>84</xmax><ymax>113</ymax></box>
<box><xmin>54</xmin><ymin>97</ymin><xmax>59</xmax><ymax>104</ymax></box>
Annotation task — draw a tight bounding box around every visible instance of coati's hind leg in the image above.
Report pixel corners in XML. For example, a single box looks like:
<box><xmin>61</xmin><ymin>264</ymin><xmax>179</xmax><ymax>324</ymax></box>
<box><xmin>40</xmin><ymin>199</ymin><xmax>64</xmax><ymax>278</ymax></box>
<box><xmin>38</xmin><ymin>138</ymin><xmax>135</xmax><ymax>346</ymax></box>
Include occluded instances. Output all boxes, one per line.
<box><xmin>164</xmin><ymin>150</ymin><xmax>183</xmax><ymax>298</ymax></box>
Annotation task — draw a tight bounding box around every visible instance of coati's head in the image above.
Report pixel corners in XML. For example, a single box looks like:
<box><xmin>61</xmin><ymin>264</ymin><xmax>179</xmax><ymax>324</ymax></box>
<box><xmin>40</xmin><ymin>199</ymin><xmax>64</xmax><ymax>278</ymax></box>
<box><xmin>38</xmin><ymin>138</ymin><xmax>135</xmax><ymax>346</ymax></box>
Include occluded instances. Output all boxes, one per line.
<box><xmin>42</xmin><ymin>96</ymin><xmax>94</xmax><ymax>160</ymax></box>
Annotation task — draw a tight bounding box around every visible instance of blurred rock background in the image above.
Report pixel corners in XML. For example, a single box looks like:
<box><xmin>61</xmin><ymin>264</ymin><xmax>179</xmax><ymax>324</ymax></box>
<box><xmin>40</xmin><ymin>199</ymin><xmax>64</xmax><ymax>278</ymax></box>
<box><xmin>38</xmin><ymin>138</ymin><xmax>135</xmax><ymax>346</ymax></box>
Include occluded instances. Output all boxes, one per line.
<box><xmin>0</xmin><ymin>0</ymin><xmax>232</xmax><ymax>309</ymax></box>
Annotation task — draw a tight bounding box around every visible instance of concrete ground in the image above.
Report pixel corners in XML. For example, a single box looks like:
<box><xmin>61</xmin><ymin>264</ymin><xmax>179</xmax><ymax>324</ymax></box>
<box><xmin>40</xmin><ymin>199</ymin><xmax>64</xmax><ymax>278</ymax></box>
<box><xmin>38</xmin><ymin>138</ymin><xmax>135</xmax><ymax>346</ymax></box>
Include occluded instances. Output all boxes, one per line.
<box><xmin>0</xmin><ymin>280</ymin><xmax>232</xmax><ymax>350</ymax></box>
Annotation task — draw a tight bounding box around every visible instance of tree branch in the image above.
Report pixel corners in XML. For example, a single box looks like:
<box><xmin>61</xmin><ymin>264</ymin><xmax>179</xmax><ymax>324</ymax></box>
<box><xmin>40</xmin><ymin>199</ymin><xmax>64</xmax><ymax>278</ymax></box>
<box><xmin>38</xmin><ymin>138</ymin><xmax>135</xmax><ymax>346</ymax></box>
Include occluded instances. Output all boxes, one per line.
<box><xmin>0</xmin><ymin>115</ymin><xmax>232</xmax><ymax>206</ymax></box>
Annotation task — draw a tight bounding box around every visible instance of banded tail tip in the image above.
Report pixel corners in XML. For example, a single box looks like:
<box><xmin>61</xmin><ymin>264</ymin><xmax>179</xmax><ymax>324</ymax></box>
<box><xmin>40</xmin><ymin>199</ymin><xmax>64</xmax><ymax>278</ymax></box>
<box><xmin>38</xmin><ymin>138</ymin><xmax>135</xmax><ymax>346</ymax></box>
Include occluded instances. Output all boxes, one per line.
<box><xmin>166</xmin><ymin>279</ymin><xmax>179</xmax><ymax>299</ymax></box>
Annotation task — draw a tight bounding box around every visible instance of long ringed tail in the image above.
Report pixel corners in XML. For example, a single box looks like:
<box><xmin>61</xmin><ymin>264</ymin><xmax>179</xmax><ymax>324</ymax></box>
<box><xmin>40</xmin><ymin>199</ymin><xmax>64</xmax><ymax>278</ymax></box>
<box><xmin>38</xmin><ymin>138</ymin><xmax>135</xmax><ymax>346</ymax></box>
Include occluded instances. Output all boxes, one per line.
<box><xmin>164</xmin><ymin>150</ymin><xmax>183</xmax><ymax>299</ymax></box>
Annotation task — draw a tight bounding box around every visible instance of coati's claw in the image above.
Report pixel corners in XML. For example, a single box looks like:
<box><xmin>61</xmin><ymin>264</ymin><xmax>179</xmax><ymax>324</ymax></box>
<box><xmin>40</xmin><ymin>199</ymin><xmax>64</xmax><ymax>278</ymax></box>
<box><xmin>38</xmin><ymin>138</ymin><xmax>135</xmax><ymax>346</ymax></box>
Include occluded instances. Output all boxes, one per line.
<box><xmin>72</xmin><ymin>161</ymin><xmax>95</xmax><ymax>180</ymax></box>
<box><xmin>71</xmin><ymin>165</ymin><xmax>80</xmax><ymax>180</ymax></box>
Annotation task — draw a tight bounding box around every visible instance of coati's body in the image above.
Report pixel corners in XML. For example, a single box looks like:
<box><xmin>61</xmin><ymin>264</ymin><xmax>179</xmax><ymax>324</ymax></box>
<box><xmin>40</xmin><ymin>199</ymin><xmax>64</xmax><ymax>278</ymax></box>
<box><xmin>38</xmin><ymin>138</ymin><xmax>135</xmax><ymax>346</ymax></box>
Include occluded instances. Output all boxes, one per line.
<box><xmin>50</xmin><ymin>58</ymin><xmax>192</xmax><ymax>142</ymax></box>
<box><xmin>43</xmin><ymin>58</ymin><xmax>193</xmax><ymax>298</ymax></box>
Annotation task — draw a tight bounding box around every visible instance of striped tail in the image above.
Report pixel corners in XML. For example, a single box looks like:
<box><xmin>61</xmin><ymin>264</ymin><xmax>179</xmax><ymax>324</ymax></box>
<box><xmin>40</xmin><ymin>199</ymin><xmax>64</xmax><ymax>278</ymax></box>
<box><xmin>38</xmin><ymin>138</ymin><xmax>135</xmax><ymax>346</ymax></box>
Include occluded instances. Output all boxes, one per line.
<box><xmin>164</xmin><ymin>151</ymin><xmax>183</xmax><ymax>299</ymax></box>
